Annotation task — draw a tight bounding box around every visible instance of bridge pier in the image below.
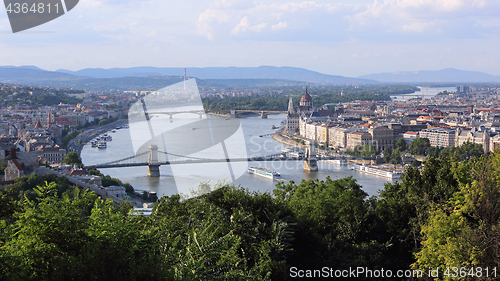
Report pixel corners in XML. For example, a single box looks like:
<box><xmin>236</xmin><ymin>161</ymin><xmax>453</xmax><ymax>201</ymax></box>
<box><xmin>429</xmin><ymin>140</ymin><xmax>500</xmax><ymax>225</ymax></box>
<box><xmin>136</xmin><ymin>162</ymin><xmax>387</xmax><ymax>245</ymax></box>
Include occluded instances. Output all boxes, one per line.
<box><xmin>261</xmin><ymin>111</ymin><xmax>268</xmax><ymax>119</ymax></box>
<box><xmin>147</xmin><ymin>144</ymin><xmax>160</xmax><ymax>177</ymax></box>
<box><xmin>304</xmin><ymin>141</ymin><xmax>318</xmax><ymax>171</ymax></box>
<box><xmin>230</xmin><ymin>110</ymin><xmax>237</xmax><ymax>118</ymax></box>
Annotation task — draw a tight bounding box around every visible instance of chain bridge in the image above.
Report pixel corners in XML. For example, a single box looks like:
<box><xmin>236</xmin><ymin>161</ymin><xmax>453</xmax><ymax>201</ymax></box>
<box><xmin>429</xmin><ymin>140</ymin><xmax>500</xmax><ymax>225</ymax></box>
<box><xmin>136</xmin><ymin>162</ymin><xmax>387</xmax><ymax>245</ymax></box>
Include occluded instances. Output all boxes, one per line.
<box><xmin>84</xmin><ymin>144</ymin><xmax>355</xmax><ymax>177</ymax></box>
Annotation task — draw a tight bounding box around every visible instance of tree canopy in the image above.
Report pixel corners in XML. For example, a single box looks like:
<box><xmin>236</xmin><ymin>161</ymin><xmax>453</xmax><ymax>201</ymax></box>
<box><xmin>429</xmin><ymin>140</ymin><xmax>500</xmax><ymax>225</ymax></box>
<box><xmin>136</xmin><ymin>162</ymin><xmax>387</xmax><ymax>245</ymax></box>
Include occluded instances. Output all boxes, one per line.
<box><xmin>1</xmin><ymin>148</ymin><xmax>500</xmax><ymax>280</ymax></box>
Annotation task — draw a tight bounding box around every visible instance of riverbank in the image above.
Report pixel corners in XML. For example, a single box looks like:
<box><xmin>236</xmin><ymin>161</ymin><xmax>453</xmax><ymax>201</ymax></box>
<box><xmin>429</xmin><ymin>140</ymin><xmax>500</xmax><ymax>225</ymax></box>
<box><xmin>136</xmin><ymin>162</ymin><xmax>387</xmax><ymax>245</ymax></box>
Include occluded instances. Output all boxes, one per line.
<box><xmin>272</xmin><ymin>127</ymin><xmax>306</xmax><ymax>148</ymax></box>
<box><xmin>67</xmin><ymin>119</ymin><xmax>128</xmax><ymax>158</ymax></box>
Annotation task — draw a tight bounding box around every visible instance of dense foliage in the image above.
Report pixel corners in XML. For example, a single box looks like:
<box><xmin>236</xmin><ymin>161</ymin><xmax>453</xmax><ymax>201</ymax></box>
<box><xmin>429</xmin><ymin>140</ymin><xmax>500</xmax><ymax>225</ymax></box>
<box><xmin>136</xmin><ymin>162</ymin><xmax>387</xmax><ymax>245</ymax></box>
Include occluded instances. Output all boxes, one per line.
<box><xmin>0</xmin><ymin>85</ymin><xmax>82</xmax><ymax>107</ymax></box>
<box><xmin>345</xmin><ymin>144</ymin><xmax>378</xmax><ymax>157</ymax></box>
<box><xmin>408</xmin><ymin>138</ymin><xmax>484</xmax><ymax>160</ymax></box>
<box><xmin>202</xmin><ymin>85</ymin><xmax>417</xmax><ymax>111</ymax></box>
<box><xmin>61</xmin><ymin>152</ymin><xmax>82</xmax><ymax>166</ymax></box>
<box><xmin>61</xmin><ymin>130</ymin><xmax>82</xmax><ymax>149</ymax></box>
<box><xmin>98</xmin><ymin>117</ymin><xmax>120</xmax><ymax>127</ymax></box>
<box><xmin>1</xmin><ymin>149</ymin><xmax>500</xmax><ymax>280</ymax></box>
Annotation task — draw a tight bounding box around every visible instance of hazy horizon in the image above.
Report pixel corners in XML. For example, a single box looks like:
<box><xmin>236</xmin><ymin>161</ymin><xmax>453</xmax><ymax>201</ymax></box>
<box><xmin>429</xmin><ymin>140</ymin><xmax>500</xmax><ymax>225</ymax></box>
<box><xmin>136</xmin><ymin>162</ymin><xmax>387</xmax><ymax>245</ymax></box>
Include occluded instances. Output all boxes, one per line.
<box><xmin>2</xmin><ymin>0</ymin><xmax>500</xmax><ymax>77</ymax></box>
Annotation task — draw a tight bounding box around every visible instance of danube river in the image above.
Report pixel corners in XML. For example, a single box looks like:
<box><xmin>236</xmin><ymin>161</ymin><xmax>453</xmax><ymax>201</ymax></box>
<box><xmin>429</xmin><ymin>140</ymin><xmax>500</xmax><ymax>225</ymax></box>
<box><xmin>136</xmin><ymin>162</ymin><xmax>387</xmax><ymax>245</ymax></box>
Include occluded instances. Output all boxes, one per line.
<box><xmin>390</xmin><ymin>86</ymin><xmax>457</xmax><ymax>101</ymax></box>
<box><xmin>81</xmin><ymin>114</ymin><xmax>393</xmax><ymax>198</ymax></box>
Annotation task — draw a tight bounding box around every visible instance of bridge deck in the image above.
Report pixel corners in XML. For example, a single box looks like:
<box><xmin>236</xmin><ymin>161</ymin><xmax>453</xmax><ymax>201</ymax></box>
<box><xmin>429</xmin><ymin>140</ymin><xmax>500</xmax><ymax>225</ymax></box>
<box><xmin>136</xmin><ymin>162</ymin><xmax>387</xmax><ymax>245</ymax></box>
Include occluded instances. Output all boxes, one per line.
<box><xmin>86</xmin><ymin>156</ymin><xmax>357</xmax><ymax>169</ymax></box>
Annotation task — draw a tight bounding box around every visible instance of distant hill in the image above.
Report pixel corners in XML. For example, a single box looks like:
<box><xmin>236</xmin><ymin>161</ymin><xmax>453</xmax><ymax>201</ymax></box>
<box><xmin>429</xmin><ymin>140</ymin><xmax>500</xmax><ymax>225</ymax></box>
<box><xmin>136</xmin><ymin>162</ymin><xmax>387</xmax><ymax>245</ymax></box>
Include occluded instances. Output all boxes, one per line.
<box><xmin>359</xmin><ymin>68</ymin><xmax>500</xmax><ymax>83</ymax></box>
<box><xmin>202</xmin><ymin>79</ymin><xmax>303</xmax><ymax>87</ymax></box>
<box><xmin>0</xmin><ymin>67</ymin><xmax>83</xmax><ymax>83</ymax></box>
<box><xmin>57</xmin><ymin>66</ymin><xmax>374</xmax><ymax>84</ymax></box>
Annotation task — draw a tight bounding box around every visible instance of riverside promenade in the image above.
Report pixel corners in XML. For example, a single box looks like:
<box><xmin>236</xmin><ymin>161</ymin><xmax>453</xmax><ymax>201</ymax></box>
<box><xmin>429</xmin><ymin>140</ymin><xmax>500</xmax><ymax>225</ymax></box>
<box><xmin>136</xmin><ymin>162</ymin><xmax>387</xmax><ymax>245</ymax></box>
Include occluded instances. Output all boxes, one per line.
<box><xmin>272</xmin><ymin>127</ymin><xmax>306</xmax><ymax>148</ymax></box>
<box><xmin>67</xmin><ymin>119</ymin><xmax>128</xmax><ymax>158</ymax></box>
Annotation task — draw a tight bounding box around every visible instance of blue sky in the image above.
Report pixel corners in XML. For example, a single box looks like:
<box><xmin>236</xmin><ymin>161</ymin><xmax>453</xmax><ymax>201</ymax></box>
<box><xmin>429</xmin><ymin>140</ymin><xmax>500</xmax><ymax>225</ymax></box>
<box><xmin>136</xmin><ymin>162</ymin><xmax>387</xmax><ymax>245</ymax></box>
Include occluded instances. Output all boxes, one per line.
<box><xmin>1</xmin><ymin>0</ymin><xmax>500</xmax><ymax>77</ymax></box>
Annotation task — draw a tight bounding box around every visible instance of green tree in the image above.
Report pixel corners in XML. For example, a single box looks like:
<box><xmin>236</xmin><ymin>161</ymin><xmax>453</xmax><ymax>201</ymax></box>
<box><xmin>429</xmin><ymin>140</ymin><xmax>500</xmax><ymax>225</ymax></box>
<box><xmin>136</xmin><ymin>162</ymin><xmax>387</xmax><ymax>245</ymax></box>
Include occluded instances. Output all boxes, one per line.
<box><xmin>390</xmin><ymin>148</ymin><xmax>401</xmax><ymax>164</ymax></box>
<box><xmin>413</xmin><ymin>153</ymin><xmax>500</xmax><ymax>278</ymax></box>
<box><xmin>395</xmin><ymin>138</ymin><xmax>407</xmax><ymax>151</ymax></box>
<box><xmin>61</xmin><ymin>152</ymin><xmax>82</xmax><ymax>166</ymax></box>
<box><xmin>383</xmin><ymin>147</ymin><xmax>392</xmax><ymax>163</ymax></box>
<box><xmin>409</xmin><ymin>137</ymin><xmax>431</xmax><ymax>156</ymax></box>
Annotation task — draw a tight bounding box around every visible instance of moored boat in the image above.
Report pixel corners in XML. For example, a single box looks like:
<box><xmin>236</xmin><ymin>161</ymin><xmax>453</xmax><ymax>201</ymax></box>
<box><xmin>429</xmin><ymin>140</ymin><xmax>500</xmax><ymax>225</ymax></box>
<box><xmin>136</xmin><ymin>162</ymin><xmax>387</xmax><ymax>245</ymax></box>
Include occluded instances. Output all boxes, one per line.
<box><xmin>351</xmin><ymin>164</ymin><xmax>403</xmax><ymax>179</ymax></box>
<box><xmin>247</xmin><ymin>167</ymin><xmax>281</xmax><ymax>180</ymax></box>
<box><xmin>97</xmin><ymin>140</ymin><xmax>107</xmax><ymax>149</ymax></box>
<box><xmin>327</xmin><ymin>158</ymin><xmax>349</xmax><ymax>165</ymax></box>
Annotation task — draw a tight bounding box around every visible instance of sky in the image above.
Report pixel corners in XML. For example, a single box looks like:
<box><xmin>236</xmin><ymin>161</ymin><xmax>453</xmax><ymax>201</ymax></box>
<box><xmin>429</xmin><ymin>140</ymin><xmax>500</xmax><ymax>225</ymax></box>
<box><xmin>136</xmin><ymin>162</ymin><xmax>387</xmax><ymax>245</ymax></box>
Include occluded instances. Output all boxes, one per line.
<box><xmin>1</xmin><ymin>0</ymin><xmax>500</xmax><ymax>77</ymax></box>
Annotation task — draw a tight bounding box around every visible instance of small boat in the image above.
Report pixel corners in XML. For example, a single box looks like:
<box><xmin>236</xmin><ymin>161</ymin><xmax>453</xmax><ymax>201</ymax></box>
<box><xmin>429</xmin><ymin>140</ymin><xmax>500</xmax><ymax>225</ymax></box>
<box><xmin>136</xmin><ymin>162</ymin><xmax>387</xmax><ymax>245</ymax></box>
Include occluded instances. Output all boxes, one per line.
<box><xmin>225</xmin><ymin>117</ymin><xmax>230</xmax><ymax>120</ymax></box>
<box><xmin>97</xmin><ymin>140</ymin><xmax>107</xmax><ymax>149</ymax></box>
<box><xmin>247</xmin><ymin>167</ymin><xmax>281</xmax><ymax>180</ymax></box>
<box><xmin>111</xmin><ymin>129</ymin><xmax>116</xmax><ymax>133</ymax></box>
<box><xmin>281</xmin><ymin>147</ymin><xmax>304</xmax><ymax>158</ymax></box>
<box><xmin>192</xmin><ymin>127</ymin><xmax>196</xmax><ymax>130</ymax></box>
<box><xmin>91</xmin><ymin>140</ymin><xmax>98</xmax><ymax>147</ymax></box>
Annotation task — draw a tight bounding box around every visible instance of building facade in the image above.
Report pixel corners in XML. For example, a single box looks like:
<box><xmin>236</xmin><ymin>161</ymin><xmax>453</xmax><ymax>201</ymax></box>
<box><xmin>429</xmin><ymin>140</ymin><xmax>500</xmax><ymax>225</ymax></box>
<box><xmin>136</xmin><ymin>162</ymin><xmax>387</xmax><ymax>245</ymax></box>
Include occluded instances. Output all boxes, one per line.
<box><xmin>419</xmin><ymin>128</ymin><xmax>455</xmax><ymax>147</ymax></box>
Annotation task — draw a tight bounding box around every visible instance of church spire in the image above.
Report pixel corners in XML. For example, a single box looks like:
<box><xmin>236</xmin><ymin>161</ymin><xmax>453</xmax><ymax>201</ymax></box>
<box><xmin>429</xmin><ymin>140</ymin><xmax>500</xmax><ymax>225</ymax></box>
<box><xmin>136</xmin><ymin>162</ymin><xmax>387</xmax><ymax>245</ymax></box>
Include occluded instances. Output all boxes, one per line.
<box><xmin>47</xmin><ymin>110</ymin><xmax>51</xmax><ymax>129</ymax></box>
<box><xmin>288</xmin><ymin>96</ymin><xmax>295</xmax><ymax>113</ymax></box>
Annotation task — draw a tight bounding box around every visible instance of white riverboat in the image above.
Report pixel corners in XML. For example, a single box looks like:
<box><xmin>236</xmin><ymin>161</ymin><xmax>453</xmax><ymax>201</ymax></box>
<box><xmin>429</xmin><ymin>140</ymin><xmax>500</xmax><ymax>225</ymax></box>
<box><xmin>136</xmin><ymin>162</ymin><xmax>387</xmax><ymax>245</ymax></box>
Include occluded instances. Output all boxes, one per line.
<box><xmin>281</xmin><ymin>147</ymin><xmax>305</xmax><ymax>158</ymax></box>
<box><xmin>97</xmin><ymin>140</ymin><xmax>107</xmax><ymax>149</ymax></box>
<box><xmin>351</xmin><ymin>164</ymin><xmax>403</xmax><ymax>179</ymax></box>
<box><xmin>327</xmin><ymin>158</ymin><xmax>349</xmax><ymax>165</ymax></box>
<box><xmin>247</xmin><ymin>167</ymin><xmax>281</xmax><ymax>180</ymax></box>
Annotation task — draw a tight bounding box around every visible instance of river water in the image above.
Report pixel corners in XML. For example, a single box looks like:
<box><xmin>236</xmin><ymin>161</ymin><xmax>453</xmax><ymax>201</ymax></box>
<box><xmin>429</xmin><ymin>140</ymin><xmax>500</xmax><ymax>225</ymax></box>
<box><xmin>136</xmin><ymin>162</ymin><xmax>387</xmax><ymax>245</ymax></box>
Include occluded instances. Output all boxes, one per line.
<box><xmin>390</xmin><ymin>86</ymin><xmax>457</xmax><ymax>101</ymax></box>
<box><xmin>81</xmin><ymin>114</ymin><xmax>393</xmax><ymax>198</ymax></box>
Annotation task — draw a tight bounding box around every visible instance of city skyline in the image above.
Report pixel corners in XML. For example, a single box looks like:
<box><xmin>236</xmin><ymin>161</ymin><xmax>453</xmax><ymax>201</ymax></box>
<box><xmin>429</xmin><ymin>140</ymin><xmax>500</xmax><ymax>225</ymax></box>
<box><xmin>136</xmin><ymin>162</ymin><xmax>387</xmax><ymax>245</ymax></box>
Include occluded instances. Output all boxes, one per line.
<box><xmin>1</xmin><ymin>0</ymin><xmax>500</xmax><ymax>77</ymax></box>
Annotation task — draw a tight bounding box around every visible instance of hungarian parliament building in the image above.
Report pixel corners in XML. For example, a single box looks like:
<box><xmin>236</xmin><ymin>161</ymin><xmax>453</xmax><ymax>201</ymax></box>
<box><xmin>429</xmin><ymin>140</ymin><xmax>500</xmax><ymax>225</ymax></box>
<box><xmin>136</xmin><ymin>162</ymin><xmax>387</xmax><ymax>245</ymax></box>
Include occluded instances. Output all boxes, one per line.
<box><xmin>284</xmin><ymin>89</ymin><xmax>496</xmax><ymax>153</ymax></box>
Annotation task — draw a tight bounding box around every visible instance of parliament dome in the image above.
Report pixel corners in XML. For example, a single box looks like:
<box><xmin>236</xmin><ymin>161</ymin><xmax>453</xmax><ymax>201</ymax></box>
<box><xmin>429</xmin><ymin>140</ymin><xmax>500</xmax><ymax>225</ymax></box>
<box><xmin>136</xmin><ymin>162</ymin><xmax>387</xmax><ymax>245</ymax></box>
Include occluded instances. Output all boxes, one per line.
<box><xmin>300</xmin><ymin>92</ymin><xmax>312</xmax><ymax>103</ymax></box>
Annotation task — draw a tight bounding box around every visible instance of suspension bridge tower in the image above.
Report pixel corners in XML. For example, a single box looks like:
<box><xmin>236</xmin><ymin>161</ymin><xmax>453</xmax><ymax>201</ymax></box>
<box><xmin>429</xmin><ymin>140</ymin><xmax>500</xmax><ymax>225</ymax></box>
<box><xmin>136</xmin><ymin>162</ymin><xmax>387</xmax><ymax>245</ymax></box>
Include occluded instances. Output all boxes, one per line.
<box><xmin>147</xmin><ymin>144</ymin><xmax>161</xmax><ymax>177</ymax></box>
<box><xmin>304</xmin><ymin>140</ymin><xmax>318</xmax><ymax>171</ymax></box>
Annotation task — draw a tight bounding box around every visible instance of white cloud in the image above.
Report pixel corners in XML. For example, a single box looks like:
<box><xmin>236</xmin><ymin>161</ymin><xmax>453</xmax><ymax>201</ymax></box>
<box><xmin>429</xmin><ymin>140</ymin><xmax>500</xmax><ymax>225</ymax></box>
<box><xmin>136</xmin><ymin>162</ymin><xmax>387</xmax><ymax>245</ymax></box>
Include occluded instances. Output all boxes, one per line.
<box><xmin>250</xmin><ymin>22</ymin><xmax>267</xmax><ymax>32</ymax></box>
<box><xmin>271</xmin><ymin>21</ymin><xmax>289</xmax><ymax>30</ymax></box>
<box><xmin>231</xmin><ymin>16</ymin><xmax>250</xmax><ymax>34</ymax></box>
<box><xmin>197</xmin><ymin>1</ymin><xmax>352</xmax><ymax>40</ymax></box>
<box><xmin>231</xmin><ymin>17</ymin><xmax>267</xmax><ymax>34</ymax></box>
<box><xmin>197</xmin><ymin>8</ymin><xmax>232</xmax><ymax>40</ymax></box>
<box><xmin>346</xmin><ymin>0</ymin><xmax>500</xmax><ymax>35</ymax></box>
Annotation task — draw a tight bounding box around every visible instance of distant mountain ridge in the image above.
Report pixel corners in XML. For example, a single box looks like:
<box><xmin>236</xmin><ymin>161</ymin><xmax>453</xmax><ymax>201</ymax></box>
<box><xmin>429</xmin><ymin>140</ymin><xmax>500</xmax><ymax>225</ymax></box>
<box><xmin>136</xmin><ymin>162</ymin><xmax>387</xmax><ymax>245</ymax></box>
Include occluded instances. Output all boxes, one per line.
<box><xmin>2</xmin><ymin>65</ymin><xmax>500</xmax><ymax>86</ymax></box>
<box><xmin>0</xmin><ymin>67</ymin><xmax>83</xmax><ymax>82</ymax></box>
<box><xmin>56</xmin><ymin>66</ymin><xmax>374</xmax><ymax>84</ymax></box>
<box><xmin>359</xmin><ymin>68</ymin><xmax>500</xmax><ymax>83</ymax></box>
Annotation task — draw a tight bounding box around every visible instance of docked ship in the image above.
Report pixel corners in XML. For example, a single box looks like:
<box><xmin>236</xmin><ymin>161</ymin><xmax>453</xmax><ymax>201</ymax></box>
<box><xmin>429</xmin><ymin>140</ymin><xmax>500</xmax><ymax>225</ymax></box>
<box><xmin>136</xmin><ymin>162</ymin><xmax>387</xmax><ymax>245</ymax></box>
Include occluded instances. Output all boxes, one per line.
<box><xmin>91</xmin><ymin>140</ymin><xmax>98</xmax><ymax>147</ymax></box>
<box><xmin>247</xmin><ymin>167</ymin><xmax>281</xmax><ymax>180</ymax></box>
<box><xmin>351</xmin><ymin>164</ymin><xmax>403</xmax><ymax>179</ymax></box>
<box><xmin>327</xmin><ymin>158</ymin><xmax>349</xmax><ymax>165</ymax></box>
<box><xmin>281</xmin><ymin>147</ymin><xmax>305</xmax><ymax>158</ymax></box>
<box><xmin>97</xmin><ymin>140</ymin><xmax>107</xmax><ymax>149</ymax></box>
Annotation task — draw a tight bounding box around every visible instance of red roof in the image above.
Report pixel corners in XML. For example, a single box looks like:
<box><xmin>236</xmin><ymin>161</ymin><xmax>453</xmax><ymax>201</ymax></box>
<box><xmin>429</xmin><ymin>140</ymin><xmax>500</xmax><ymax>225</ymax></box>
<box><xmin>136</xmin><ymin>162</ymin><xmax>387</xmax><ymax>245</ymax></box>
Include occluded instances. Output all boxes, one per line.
<box><xmin>54</xmin><ymin>117</ymin><xmax>76</xmax><ymax>126</ymax></box>
<box><xmin>11</xmin><ymin>159</ymin><xmax>23</xmax><ymax>171</ymax></box>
